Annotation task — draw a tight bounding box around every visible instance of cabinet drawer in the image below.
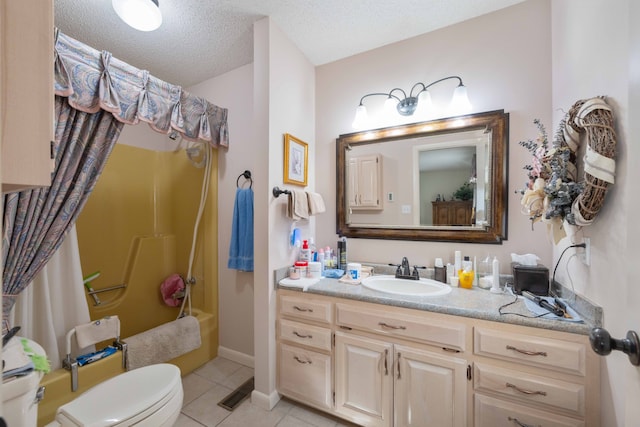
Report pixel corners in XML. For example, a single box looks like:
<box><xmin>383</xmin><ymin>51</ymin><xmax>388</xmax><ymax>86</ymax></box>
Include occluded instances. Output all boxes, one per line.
<box><xmin>278</xmin><ymin>343</ymin><xmax>332</xmax><ymax>411</ymax></box>
<box><xmin>474</xmin><ymin>362</ymin><xmax>585</xmax><ymax>416</ymax></box>
<box><xmin>336</xmin><ymin>303</ymin><xmax>466</xmax><ymax>351</ymax></box>
<box><xmin>474</xmin><ymin>327</ymin><xmax>586</xmax><ymax>376</ymax></box>
<box><xmin>280</xmin><ymin>295</ymin><xmax>333</xmax><ymax>325</ymax></box>
<box><xmin>474</xmin><ymin>394</ymin><xmax>584</xmax><ymax>427</ymax></box>
<box><xmin>279</xmin><ymin>319</ymin><xmax>332</xmax><ymax>352</ymax></box>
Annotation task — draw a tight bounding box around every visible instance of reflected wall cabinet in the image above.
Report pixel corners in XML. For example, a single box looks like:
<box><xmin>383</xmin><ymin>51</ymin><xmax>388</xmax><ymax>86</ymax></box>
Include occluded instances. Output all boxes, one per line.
<box><xmin>432</xmin><ymin>200</ymin><xmax>473</xmax><ymax>226</ymax></box>
<box><xmin>348</xmin><ymin>154</ymin><xmax>382</xmax><ymax>210</ymax></box>
<box><xmin>1</xmin><ymin>0</ymin><xmax>54</xmax><ymax>193</ymax></box>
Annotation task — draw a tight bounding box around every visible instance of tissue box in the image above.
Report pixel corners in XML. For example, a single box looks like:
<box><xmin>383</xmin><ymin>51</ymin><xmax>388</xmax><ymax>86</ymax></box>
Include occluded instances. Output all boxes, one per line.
<box><xmin>511</xmin><ymin>262</ymin><xmax>549</xmax><ymax>296</ymax></box>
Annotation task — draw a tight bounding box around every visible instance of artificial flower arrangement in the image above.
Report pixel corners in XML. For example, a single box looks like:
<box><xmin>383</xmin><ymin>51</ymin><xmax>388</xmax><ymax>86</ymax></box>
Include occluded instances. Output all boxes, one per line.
<box><xmin>517</xmin><ymin>97</ymin><xmax>617</xmax><ymax>244</ymax></box>
<box><xmin>517</xmin><ymin>118</ymin><xmax>582</xmax><ymax>240</ymax></box>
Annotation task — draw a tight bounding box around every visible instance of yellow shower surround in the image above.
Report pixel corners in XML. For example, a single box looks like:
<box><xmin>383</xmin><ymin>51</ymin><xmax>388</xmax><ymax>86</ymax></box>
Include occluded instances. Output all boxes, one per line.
<box><xmin>76</xmin><ymin>142</ymin><xmax>218</xmax><ymax>336</ymax></box>
<box><xmin>36</xmin><ymin>143</ymin><xmax>219</xmax><ymax>425</ymax></box>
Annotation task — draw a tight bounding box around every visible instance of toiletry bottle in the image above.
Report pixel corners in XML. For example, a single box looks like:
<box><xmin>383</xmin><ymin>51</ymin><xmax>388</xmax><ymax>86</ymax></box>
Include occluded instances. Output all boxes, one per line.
<box><xmin>459</xmin><ymin>256</ymin><xmax>474</xmax><ymax>289</ymax></box>
<box><xmin>308</xmin><ymin>237</ymin><xmax>317</xmax><ymax>261</ymax></box>
<box><xmin>338</xmin><ymin>237</ymin><xmax>347</xmax><ymax>270</ymax></box>
<box><xmin>300</xmin><ymin>240</ymin><xmax>310</xmax><ymax>262</ymax></box>
<box><xmin>454</xmin><ymin>250</ymin><xmax>462</xmax><ymax>277</ymax></box>
<box><xmin>317</xmin><ymin>248</ymin><xmax>325</xmax><ymax>276</ymax></box>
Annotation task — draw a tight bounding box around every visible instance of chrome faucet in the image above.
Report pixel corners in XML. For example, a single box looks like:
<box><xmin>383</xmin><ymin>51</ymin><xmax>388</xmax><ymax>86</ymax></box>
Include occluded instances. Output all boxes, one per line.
<box><xmin>390</xmin><ymin>257</ymin><xmax>423</xmax><ymax>280</ymax></box>
<box><xmin>400</xmin><ymin>257</ymin><xmax>411</xmax><ymax>277</ymax></box>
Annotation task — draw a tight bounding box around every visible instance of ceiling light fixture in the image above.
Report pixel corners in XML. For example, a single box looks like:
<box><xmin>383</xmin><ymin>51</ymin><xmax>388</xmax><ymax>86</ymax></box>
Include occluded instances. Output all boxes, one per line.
<box><xmin>112</xmin><ymin>0</ymin><xmax>162</xmax><ymax>32</ymax></box>
<box><xmin>352</xmin><ymin>76</ymin><xmax>472</xmax><ymax>129</ymax></box>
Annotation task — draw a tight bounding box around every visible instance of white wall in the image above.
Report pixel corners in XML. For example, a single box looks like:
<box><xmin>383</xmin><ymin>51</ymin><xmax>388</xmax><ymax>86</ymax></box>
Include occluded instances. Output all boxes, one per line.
<box><xmin>189</xmin><ymin>63</ymin><xmax>256</xmax><ymax>365</ymax></box>
<box><xmin>316</xmin><ymin>0</ymin><xmax>553</xmax><ymax>274</ymax></box>
<box><xmin>552</xmin><ymin>1</ymin><xmax>637</xmax><ymax>425</ymax></box>
<box><xmin>252</xmin><ymin>17</ymin><xmax>316</xmax><ymax>409</ymax></box>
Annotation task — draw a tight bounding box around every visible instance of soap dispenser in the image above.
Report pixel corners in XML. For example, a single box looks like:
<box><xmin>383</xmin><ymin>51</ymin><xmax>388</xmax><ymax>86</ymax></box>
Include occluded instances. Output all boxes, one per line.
<box><xmin>299</xmin><ymin>240</ymin><xmax>310</xmax><ymax>262</ymax></box>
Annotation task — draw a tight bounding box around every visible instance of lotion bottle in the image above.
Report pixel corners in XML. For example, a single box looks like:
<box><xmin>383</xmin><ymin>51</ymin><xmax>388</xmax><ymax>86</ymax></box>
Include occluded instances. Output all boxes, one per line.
<box><xmin>299</xmin><ymin>240</ymin><xmax>310</xmax><ymax>262</ymax></box>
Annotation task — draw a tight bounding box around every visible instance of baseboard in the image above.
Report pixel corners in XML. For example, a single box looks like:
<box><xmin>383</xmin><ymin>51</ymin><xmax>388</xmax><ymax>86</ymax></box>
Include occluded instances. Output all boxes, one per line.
<box><xmin>217</xmin><ymin>345</ymin><xmax>254</xmax><ymax>368</ymax></box>
<box><xmin>250</xmin><ymin>389</ymin><xmax>281</xmax><ymax>410</ymax></box>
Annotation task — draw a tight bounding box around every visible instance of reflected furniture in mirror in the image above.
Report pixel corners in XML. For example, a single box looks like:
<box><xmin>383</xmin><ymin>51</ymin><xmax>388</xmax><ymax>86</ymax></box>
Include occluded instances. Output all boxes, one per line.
<box><xmin>336</xmin><ymin>110</ymin><xmax>509</xmax><ymax>243</ymax></box>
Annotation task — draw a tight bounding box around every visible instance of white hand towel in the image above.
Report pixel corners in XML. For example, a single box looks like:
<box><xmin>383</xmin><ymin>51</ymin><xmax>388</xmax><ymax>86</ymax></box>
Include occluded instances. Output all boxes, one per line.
<box><xmin>306</xmin><ymin>191</ymin><xmax>326</xmax><ymax>215</ymax></box>
<box><xmin>75</xmin><ymin>316</ymin><xmax>120</xmax><ymax>349</ymax></box>
<box><xmin>288</xmin><ymin>190</ymin><xmax>309</xmax><ymax>220</ymax></box>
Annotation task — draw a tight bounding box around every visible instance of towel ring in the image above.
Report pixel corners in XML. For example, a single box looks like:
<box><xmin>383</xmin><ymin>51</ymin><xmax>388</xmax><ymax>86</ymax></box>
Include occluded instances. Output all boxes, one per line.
<box><xmin>237</xmin><ymin>170</ymin><xmax>252</xmax><ymax>189</ymax></box>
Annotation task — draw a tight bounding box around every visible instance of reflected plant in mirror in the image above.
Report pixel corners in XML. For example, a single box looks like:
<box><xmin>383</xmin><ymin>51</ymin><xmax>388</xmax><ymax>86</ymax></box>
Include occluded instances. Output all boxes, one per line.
<box><xmin>336</xmin><ymin>110</ymin><xmax>509</xmax><ymax>243</ymax></box>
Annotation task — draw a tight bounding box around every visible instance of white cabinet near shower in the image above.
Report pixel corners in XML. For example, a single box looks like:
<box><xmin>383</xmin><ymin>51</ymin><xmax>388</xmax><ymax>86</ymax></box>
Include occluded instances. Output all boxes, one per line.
<box><xmin>1</xmin><ymin>0</ymin><xmax>54</xmax><ymax>192</ymax></box>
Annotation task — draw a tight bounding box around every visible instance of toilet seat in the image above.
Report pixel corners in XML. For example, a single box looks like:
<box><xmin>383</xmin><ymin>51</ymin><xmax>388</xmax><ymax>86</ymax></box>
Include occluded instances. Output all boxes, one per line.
<box><xmin>52</xmin><ymin>363</ymin><xmax>182</xmax><ymax>426</ymax></box>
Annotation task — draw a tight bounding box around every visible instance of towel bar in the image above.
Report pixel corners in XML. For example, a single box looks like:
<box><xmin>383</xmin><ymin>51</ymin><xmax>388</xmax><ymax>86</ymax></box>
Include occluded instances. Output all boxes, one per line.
<box><xmin>273</xmin><ymin>186</ymin><xmax>291</xmax><ymax>198</ymax></box>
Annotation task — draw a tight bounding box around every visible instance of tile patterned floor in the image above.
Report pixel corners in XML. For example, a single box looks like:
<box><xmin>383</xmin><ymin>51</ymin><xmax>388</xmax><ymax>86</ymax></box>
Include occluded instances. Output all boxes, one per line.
<box><xmin>176</xmin><ymin>357</ymin><xmax>360</xmax><ymax>427</ymax></box>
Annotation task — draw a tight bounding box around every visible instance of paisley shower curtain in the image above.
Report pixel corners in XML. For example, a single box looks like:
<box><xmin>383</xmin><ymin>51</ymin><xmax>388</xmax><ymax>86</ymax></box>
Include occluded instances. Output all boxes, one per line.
<box><xmin>3</xmin><ymin>29</ymin><xmax>229</xmax><ymax>348</ymax></box>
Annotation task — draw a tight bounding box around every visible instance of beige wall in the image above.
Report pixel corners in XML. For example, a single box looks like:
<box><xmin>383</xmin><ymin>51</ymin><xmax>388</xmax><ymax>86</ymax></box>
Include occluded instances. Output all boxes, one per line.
<box><xmin>316</xmin><ymin>0</ymin><xmax>553</xmax><ymax>273</ymax></box>
<box><xmin>252</xmin><ymin>17</ymin><xmax>317</xmax><ymax>409</ymax></box>
<box><xmin>552</xmin><ymin>1</ymin><xmax>636</xmax><ymax>425</ymax></box>
<box><xmin>189</xmin><ymin>63</ymin><xmax>256</xmax><ymax>366</ymax></box>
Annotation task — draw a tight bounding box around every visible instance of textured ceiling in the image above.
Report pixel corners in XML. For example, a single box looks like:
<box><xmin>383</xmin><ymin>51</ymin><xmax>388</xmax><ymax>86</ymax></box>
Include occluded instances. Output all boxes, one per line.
<box><xmin>54</xmin><ymin>0</ymin><xmax>524</xmax><ymax>87</ymax></box>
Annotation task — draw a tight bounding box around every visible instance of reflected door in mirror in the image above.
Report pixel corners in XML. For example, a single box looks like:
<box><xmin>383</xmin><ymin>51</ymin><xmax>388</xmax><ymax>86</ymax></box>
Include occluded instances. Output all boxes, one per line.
<box><xmin>432</xmin><ymin>200</ymin><xmax>473</xmax><ymax>226</ymax></box>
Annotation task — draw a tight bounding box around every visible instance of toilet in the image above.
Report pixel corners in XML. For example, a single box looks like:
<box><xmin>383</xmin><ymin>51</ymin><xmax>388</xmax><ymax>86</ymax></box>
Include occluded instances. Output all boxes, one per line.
<box><xmin>3</xmin><ymin>338</ymin><xmax>183</xmax><ymax>427</ymax></box>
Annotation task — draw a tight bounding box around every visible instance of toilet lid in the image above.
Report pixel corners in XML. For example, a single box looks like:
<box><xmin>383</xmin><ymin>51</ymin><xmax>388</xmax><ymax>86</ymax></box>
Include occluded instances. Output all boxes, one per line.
<box><xmin>56</xmin><ymin>363</ymin><xmax>181</xmax><ymax>427</ymax></box>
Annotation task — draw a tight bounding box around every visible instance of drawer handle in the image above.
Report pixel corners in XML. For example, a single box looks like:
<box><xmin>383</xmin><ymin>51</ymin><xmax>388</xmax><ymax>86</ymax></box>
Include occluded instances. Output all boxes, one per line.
<box><xmin>506</xmin><ymin>382</ymin><xmax>547</xmax><ymax>396</ymax></box>
<box><xmin>378</xmin><ymin>322</ymin><xmax>407</xmax><ymax>330</ymax></box>
<box><xmin>293</xmin><ymin>331</ymin><xmax>312</xmax><ymax>339</ymax></box>
<box><xmin>293</xmin><ymin>305</ymin><xmax>313</xmax><ymax>312</ymax></box>
<box><xmin>506</xmin><ymin>345</ymin><xmax>547</xmax><ymax>357</ymax></box>
<box><xmin>507</xmin><ymin>416</ymin><xmax>538</xmax><ymax>427</ymax></box>
<box><xmin>293</xmin><ymin>356</ymin><xmax>312</xmax><ymax>364</ymax></box>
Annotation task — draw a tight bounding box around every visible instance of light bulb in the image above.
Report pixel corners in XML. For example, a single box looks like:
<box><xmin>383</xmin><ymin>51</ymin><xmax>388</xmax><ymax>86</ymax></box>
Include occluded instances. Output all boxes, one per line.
<box><xmin>450</xmin><ymin>84</ymin><xmax>472</xmax><ymax>115</ymax></box>
<box><xmin>414</xmin><ymin>90</ymin><xmax>433</xmax><ymax>119</ymax></box>
<box><xmin>352</xmin><ymin>105</ymin><xmax>368</xmax><ymax>129</ymax></box>
<box><xmin>112</xmin><ymin>0</ymin><xmax>162</xmax><ymax>32</ymax></box>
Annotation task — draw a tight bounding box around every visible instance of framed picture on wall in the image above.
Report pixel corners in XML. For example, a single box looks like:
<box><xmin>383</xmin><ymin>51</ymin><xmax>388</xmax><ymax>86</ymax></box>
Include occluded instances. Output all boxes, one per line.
<box><xmin>283</xmin><ymin>133</ymin><xmax>308</xmax><ymax>186</ymax></box>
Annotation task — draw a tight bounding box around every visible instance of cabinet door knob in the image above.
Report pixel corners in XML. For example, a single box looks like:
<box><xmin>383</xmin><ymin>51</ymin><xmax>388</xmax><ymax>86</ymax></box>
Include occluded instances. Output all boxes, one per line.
<box><xmin>589</xmin><ymin>327</ymin><xmax>640</xmax><ymax>366</ymax></box>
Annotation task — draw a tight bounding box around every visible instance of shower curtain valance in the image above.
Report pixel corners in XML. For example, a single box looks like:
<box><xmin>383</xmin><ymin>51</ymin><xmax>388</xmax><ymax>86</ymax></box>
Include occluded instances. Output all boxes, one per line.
<box><xmin>54</xmin><ymin>30</ymin><xmax>229</xmax><ymax>148</ymax></box>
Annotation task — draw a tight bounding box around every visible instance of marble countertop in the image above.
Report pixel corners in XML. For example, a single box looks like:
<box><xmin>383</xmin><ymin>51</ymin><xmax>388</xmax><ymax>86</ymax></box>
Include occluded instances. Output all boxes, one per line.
<box><xmin>276</xmin><ymin>266</ymin><xmax>601</xmax><ymax>336</ymax></box>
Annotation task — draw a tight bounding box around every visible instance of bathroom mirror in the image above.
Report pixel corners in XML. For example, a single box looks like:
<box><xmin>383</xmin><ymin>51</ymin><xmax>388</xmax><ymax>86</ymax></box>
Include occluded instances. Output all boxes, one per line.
<box><xmin>336</xmin><ymin>110</ymin><xmax>509</xmax><ymax>243</ymax></box>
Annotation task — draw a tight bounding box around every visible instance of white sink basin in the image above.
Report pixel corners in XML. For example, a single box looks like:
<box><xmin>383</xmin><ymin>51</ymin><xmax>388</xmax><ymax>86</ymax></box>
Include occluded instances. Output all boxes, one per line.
<box><xmin>361</xmin><ymin>275</ymin><xmax>452</xmax><ymax>297</ymax></box>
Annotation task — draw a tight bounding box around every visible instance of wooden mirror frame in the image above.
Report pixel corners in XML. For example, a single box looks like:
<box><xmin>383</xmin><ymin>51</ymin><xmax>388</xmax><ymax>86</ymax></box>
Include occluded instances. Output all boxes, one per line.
<box><xmin>336</xmin><ymin>110</ymin><xmax>509</xmax><ymax>243</ymax></box>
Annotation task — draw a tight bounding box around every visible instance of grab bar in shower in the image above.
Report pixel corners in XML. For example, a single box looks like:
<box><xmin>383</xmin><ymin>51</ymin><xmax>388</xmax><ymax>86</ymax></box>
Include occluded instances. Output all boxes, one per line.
<box><xmin>85</xmin><ymin>284</ymin><xmax>127</xmax><ymax>306</ymax></box>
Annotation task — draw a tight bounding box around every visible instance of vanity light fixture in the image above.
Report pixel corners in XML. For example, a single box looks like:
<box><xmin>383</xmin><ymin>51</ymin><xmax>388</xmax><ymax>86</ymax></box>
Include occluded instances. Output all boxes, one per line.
<box><xmin>352</xmin><ymin>76</ymin><xmax>472</xmax><ymax>129</ymax></box>
<box><xmin>112</xmin><ymin>0</ymin><xmax>162</xmax><ymax>32</ymax></box>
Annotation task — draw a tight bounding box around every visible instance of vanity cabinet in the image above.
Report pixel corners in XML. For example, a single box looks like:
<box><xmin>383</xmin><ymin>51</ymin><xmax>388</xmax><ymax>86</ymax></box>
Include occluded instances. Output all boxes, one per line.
<box><xmin>432</xmin><ymin>200</ymin><xmax>473</xmax><ymax>226</ymax></box>
<box><xmin>472</xmin><ymin>324</ymin><xmax>599</xmax><ymax>426</ymax></box>
<box><xmin>1</xmin><ymin>0</ymin><xmax>54</xmax><ymax>192</ymax></box>
<box><xmin>348</xmin><ymin>154</ymin><xmax>382</xmax><ymax>209</ymax></box>
<box><xmin>276</xmin><ymin>289</ymin><xmax>600</xmax><ymax>427</ymax></box>
<box><xmin>334</xmin><ymin>302</ymin><xmax>468</xmax><ymax>427</ymax></box>
<box><xmin>277</xmin><ymin>294</ymin><xmax>334</xmax><ymax>411</ymax></box>
<box><xmin>334</xmin><ymin>333</ymin><xmax>467</xmax><ymax>427</ymax></box>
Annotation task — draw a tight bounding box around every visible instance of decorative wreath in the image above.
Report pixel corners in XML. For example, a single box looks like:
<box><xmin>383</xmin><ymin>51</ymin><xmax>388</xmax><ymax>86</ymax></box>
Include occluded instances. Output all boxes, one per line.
<box><xmin>518</xmin><ymin>97</ymin><xmax>617</xmax><ymax>243</ymax></box>
<box><xmin>563</xmin><ymin>97</ymin><xmax>617</xmax><ymax>225</ymax></box>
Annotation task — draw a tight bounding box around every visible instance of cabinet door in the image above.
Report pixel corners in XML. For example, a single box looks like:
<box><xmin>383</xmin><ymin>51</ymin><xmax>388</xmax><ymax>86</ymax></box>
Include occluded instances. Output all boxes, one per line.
<box><xmin>278</xmin><ymin>343</ymin><xmax>333</xmax><ymax>411</ymax></box>
<box><xmin>358</xmin><ymin>154</ymin><xmax>381</xmax><ymax>208</ymax></box>
<box><xmin>335</xmin><ymin>332</ymin><xmax>393</xmax><ymax>427</ymax></box>
<box><xmin>1</xmin><ymin>0</ymin><xmax>54</xmax><ymax>192</ymax></box>
<box><xmin>394</xmin><ymin>345</ymin><xmax>468</xmax><ymax>427</ymax></box>
<box><xmin>348</xmin><ymin>157</ymin><xmax>359</xmax><ymax>207</ymax></box>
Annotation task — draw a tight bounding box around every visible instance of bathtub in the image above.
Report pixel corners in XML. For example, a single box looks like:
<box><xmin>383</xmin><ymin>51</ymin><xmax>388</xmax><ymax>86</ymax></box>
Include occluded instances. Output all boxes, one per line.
<box><xmin>36</xmin><ymin>308</ymin><xmax>215</xmax><ymax>427</ymax></box>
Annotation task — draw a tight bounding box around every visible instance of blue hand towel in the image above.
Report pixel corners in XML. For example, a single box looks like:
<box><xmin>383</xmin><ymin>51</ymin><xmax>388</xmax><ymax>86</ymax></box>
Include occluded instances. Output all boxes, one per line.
<box><xmin>228</xmin><ymin>188</ymin><xmax>254</xmax><ymax>271</ymax></box>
